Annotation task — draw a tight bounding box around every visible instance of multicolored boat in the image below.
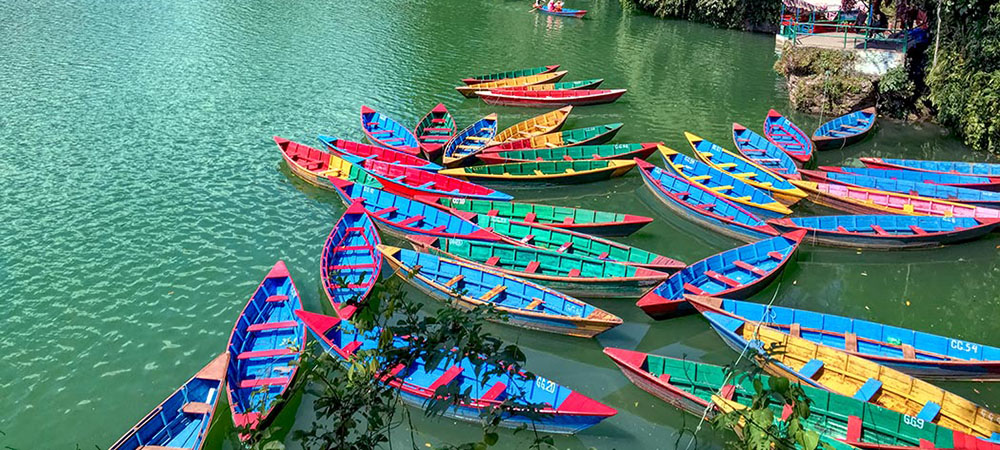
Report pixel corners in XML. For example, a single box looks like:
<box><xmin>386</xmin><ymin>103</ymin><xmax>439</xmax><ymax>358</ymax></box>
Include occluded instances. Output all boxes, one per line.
<box><xmin>407</xmin><ymin>235</ymin><xmax>671</xmax><ymax>298</ymax></box>
<box><xmin>460</xmin><ymin>64</ymin><xmax>560</xmax><ymax>85</ymax></box>
<box><xmin>689</xmin><ymin>295</ymin><xmax>1000</xmax><ymax>381</ymax></box>
<box><xmin>433</xmin><ymin>197</ymin><xmax>653</xmax><ymax>237</ymax></box>
<box><xmin>659</xmin><ymin>146</ymin><xmax>792</xmax><ymax>218</ymax></box>
<box><xmin>476</xmin><ymin>214</ymin><xmax>685</xmax><ymax>272</ymax></box>
<box><xmin>109</xmin><ymin>353</ymin><xmax>227</xmax><ymax>450</ymax></box>
<box><xmin>226</xmin><ymin>261</ymin><xmax>305</xmax><ymax>439</ymax></box>
<box><xmin>768</xmin><ymin>215</ymin><xmax>999</xmax><ymax>249</ymax></box>
<box><xmin>455</xmin><ymin>71</ymin><xmax>569</xmax><ymax>98</ymax></box>
<box><xmin>360</xmin><ymin>106</ymin><xmax>421</xmax><ymax>156</ymax></box>
<box><xmin>488</xmin><ymin>106</ymin><xmax>572</xmax><ymax>146</ymax></box>
<box><xmin>321</xmin><ymin>204</ymin><xmax>382</xmax><ymax>317</ymax></box>
<box><xmin>732</xmin><ymin>122</ymin><xmax>801</xmax><ymax>175</ymax></box>
<box><xmin>274</xmin><ymin>137</ymin><xmax>382</xmax><ymax>191</ymax></box>
<box><xmin>535</xmin><ymin>6</ymin><xmax>587</xmax><ymax>17</ymax></box>
<box><xmin>481</xmin><ymin>123</ymin><xmax>623</xmax><ymax>152</ymax></box>
<box><xmin>477</xmin><ymin>142</ymin><xmax>660</xmax><ymax>165</ymax></box>
<box><xmin>697</xmin><ymin>311</ymin><xmax>1000</xmax><ymax>440</ymax></box>
<box><xmin>439</xmin><ymin>160</ymin><xmax>636</xmax><ymax>186</ymax></box>
<box><xmin>343</xmin><ymin>154</ymin><xmax>514</xmax><ymax>201</ymax></box>
<box><xmin>477</xmin><ymin>89</ymin><xmax>627</xmax><ymax>107</ymax></box>
<box><xmin>635</xmin><ymin>159</ymin><xmax>780</xmax><ymax>242</ymax></box>
<box><xmin>686</xmin><ymin>132</ymin><xmax>806</xmax><ymax>205</ymax></box>
<box><xmin>328</xmin><ymin>178</ymin><xmax>502</xmax><ymax>241</ymax></box>
<box><xmin>823</xmin><ymin>165</ymin><xmax>1000</xmax><ymax>191</ymax></box>
<box><xmin>635</xmin><ymin>230</ymin><xmax>805</xmax><ymax>319</ymax></box>
<box><xmin>512</xmin><ymin>78</ymin><xmax>604</xmax><ymax>91</ymax></box>
<box><xmin>862</xmin><ymin>157</ymin><xmax>1000</xmax><ymax>179</ymax></box>
<box><xmin>812</xmin><ymin>107</ymin><xmax>877</xmax><ymax>150</ymax></box>
<box><xmin>790</xmin><ymin>180</ymin><xmax>1000</xmax><ymax>219</ymax></box>
<box><xmin>379</xmin><ymin>246</ymin><xmax>622</xmax><ymax>337</ymax></box>
<box><xmin>442</xmin><ymin>113</ymin><xmax>498</xmax><ymax>168</ymax></box>
<box><xmin>801</xmin><ymin>168</ymin><xmax>1000</xmax><ymax>208</ymax></box>
<box><xmin>295</xmin><ymin>310</ymin><xmax>617</xmax><ymax>433</ymax></box>
<box><xmin>413</xmin><ymin>103</ymin><xmax>456</xmax><ymax>160</ymax></box>
<box><xmin>763</xmin><ymin>109</ymin><xmax>814</xmax><ymax>165</ymax></box>
<box><xmin>317</xmin><ymin>136</ymin><xmax>442</xmax><ymax>171</ymax></box>
<box><xmin>603</xmin><ymin>348</ymin><xmax>997</xmax><ymax>450</ymax></box>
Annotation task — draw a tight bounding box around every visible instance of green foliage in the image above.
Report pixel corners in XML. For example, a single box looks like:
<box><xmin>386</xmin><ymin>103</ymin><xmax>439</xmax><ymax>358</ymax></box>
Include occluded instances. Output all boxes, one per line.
<box><xmin>774</xmin><ymin>47</ymin><xmax>856</xmax><ymax>78</ymax></box>
<box><xmin>877</xmin><ymin>65</ymin><xmax>917</xmax><ymax>119</ymax></box>
<box><xmin>630</xmin><ymin>0</ymin><xmax>780</xmax><ymax>32</ymax></box>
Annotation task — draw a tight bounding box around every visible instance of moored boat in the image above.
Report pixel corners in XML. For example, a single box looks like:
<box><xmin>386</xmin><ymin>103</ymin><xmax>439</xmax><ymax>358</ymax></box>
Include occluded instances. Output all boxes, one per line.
<box><xmin>318</xmin><ymin>136</ymin><xmax>442</xmax><ymax>171</ymax></box>
<box><xmin>455</xmin><ymin>71</ymin><xmax>569</xmax><ymax>98</ymax></box>
<box><xmin>768</xmin><ymin>214</ymin><xmax>999</xmax><ymax>249</ymax></box>
<box><xmin>360</xmin><ymin>106</ymin><xmax>421</xmax><ymax>156</ymax></box>
<box><xmin>460</xmin><ymin>64</ymin><xmax>560</xmax><ymax>85</ymax></box>
<box><xmin>635</xmin><ymin>230</ymin><xmax>805</xmax><ymax>319</ymax></box>
<box><xmin>732</xmin><ymin>122</ymin><xmax>802</xmax><ymax>175</ymax></box>
<box><xmin>812</xmin><ymin>107</ymin><xmax>877</xmax><ymax>150</ymax></box>
<box><xmin>439</xmin><ymin>160</ymin><xmax>636</xmax><ymax>186</ymax></box>
<box><xmin>801</xmin><ymin>168</ymin><xmax>1000</xmax><ymax>208</ymax></box>
<box><xmin>686</xmin><ymin>132</ymin><xmax>806</xmax><ymax>205</ymax></box>
<box><xmin>477</xmin><ymin>142</ymin><xmax>660</xmax><ymax>165</ymax></box>
<box><xmin>442</xmin><ymin>113</ymin><xmax>498</xmax><ymax>168</ymax></box>
<box><xmin>379</xmin><ymin>245</ymin><xmax>622</xmax><ymax>338</ymax></box>
<box><xmin>433</xmin><ymin>197</ymin><xmax>653</xmax><ymax>237</ymax></box>
<box><xmin>321</xmin><ymin>203</ymin><xmax>382</xmax><ymax>316</ymax></box>
<box><xmin>763</xmin><ymin>109</ymin><xmax>814</xmax><ymax>165</ymax></box>
<box><xmin>512</xmin><ymin>78</ymin><xmax>604</xmax><ymax>91</ymax></box>
<box><xmin>274</xmin><ymin>136</ymin><xmax>383</xmax><ymax>191</ymax></box>
<box><xmin>862</xmin><ymin>157</ymin><xmax>1000</xmax><ymax>179</ymax></box>
<box><xmin>535</xmin><ymin>6</ymin><xmax>587</xmax><ymax>17</ymax></box>
<box><xmin>343</xmin><ymin>154</ymin><xmax>513</xmax><ymax>201</ymax></box>
<box><xmin>481</xmin><ymin>123</ymin><xmax>623</xmax><ymax>152</ymax></box>
<box><xmin>822</xmin><ymin>165</ymin><xmax>1000</xmax><ymax>191</ymax></box>
<box><xmin>413</xmin><ymin>103</ymin><xmax>456</xmax><ymax>160</ymax></box>
<box><xmin>790</xmin><ymin>179</ymin><xmax>1000</xmax><ymax>219</ymax></box>
<box><xmin>477</xmin><ymin>89</ymin><xmax>627</xmax><ymax>107</ymax></box>
<box><xmin>488</xmin><ymin>106</ymin><xmax>572</xmax><ymax>145</ymax></box>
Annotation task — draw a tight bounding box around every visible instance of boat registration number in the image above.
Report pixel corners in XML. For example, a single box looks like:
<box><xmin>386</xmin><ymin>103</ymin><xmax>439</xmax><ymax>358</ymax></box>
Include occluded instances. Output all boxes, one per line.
<box><xmin>949</xmin><ymin>339</ymin><xmax>979</xmax><ymax>354</ymax></box>
<box><xmin>535</xmin><ymin>377</ymin><xmax>556</xmax><ymax>393</ymax></box>
<box><xmin>903</xmin><ymin>414</ymin><xmax>925</xmax><ymax>429</ymax></box>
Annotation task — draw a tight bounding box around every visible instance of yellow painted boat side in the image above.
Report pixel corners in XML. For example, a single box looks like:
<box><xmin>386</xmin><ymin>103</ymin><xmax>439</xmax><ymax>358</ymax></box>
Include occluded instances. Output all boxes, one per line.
<box><xmin>747</xmin><ymin>324</ymin><xmax>1000</xmax><ymax>439</ymax></box>
<box><xmin>438</xmin><ymin>160</ymin><xmax>636</xmax><ymax>181</ymax></box>
<box><xmin>490</xmin><ymin>106</ymin><xmax>572</xmax><ymax>144</ymax></box>
<box><xmin>455</xmin><ymin>71</ymin><xmax>568</xmax><ymax>97</ymax></box>
<box><xmin>279</xmin><ymin>146</ymin><xmax>356</xmax><ymax>191</ymax></box>
<box><xmin>527</xmin><ymin>131</ymin><xmax>567</xmax><ymax>148</ymax></box>
<box><xmin>684</xmin><ymin>132</ymin><xmax>807</xmax><ymax>206</ymax></box>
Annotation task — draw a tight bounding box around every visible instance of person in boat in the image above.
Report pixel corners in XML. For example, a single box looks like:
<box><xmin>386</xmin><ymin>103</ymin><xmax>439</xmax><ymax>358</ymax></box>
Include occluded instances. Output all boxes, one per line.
<box><xmin>533</xmin><ymin>0</ymin><xmax>543</xmax><ymax>9</ymax></box>
<box><xmin>546</xmin><ymin>0</ymin><xmax>554</xmax><ymax>10</ymax></box>
<box><xmin>554</xmin><ymin>0</ymin><xmax>564</xmax><ymax>11</ymax></box>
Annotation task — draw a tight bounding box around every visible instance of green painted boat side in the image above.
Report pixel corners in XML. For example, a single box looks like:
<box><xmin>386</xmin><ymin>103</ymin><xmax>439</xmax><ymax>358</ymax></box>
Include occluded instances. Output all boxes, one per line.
<box><xmin>433</xmin><ymin>198</ymin><xmax>653</xmax><ymax>237</ymax></box>
<box><xmin>408</xmin><ymin>236</ymin><xmax>669</xmax><ymax>298</ymax></box>
<box><xmin>439</xmin><ymin>160</ymin><xmax>636</xmax><ymax>185</ymax></box>
<box><xmin>460</xmin><ymin>64</ymin><xmax>559</xmax><ymax>84</ymax></box>
<box><xmin>476</xmin><ymin>142</ymin><xmax>660</xmax><ymax>164</ymax></box>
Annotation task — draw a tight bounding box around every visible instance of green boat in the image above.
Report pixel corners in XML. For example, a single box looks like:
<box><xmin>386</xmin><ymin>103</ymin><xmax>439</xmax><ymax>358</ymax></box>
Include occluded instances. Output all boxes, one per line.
<box><xmin>604</xmin><ymin>348</ymin><xmax>985</xmax><ymax>450</ymax></box>
<box><xmin>477</xmin><ymin>142</ymin><xmax>660</xmax><ymax>165</ymax></box>
<box><xmin>407</xmin><ymin>236</ymin><xmax>670</xmax><ymax>298</ymax></box>
<box><xmin>439</xmin><ymin>160</ymin><xmax>636</xmax><ymax>185</ymax></box>
<box><xmin>475</xmin><ymin>214</ymin><xmax>685</xmax><ymax>272</ymax></box>
<box><xmin>483</xmin><ymin>123</ymin><xmax>624</xmax><ymax>152</ymax></box>
<box><xmin>433</xmin><ymin>197</ymin><xmax>653</xmax><ymax>237</ymax></box>
<box><xmin>515</xmin><ymin>78</ymin><xmax>605</xmax><ymax>91</ymax></box>
<box><xmin>460</xmin><ymin>64</ymin><xmax>559</xmax><ymax>84</ymax></box>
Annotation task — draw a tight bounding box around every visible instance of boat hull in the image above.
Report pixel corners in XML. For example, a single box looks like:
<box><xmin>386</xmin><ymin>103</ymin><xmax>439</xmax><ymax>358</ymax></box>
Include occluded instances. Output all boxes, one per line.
<box><xmin>768</xmin><ymin>217</ymin><xmax>999</xmax><ymax>249</ymax></box>
<box><xmin>535</xmin><ymin>6</ymin><xmax>587</xmax><ymax>17</ymax></box>
<box><xmin>861</xmin><ymin>159</ymin><xmax>1000</xmax><ymax>191</ymax></box>
<box><xmin>478</xmin><ymin>89</ymin><xmax>626</xmax><ymax>107</ymax></box>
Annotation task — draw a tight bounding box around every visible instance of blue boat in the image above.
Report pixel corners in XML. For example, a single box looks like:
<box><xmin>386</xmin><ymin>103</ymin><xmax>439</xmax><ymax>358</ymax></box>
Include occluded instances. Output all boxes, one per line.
<box><xmin>635</xmin><ymin>159</ymin><xmax>780</xmax><ymax>242</ymax></box>
<box><xmin>658</xmin><ymin>146</ymin><xmax>792</xmax><ymax>218</ymax></box>
<box><xmin>321</xmin><ymin>203</ymin><xmax>382</xmax><ymax>317</ymax></box>
<box><xmin>226</xmin><ymin>261</ymin><xmax>306</xmax><ymax>440</ymax></box>
<box><xmin>327</xmin><ymin>178</ymin><xmax>502</xmax><ymax>242</ymax></box>
<box><xmin>379</xmin><ymin>246</ymin><xmax>622</xmax><ymax>337</ymax></box>
<box><xmin>110</xmin><ymin>353</ymin><xmax>227</xmax><ymax>450</ymax></box>
<box><xmin>763</xmin><ymin>109</ymin><xmax>814</xmax><ymax>165</ymax></box>
<box><xmin>732</xmin><ymin>123</ymin><xmax>800</xmax><ymax>177</ymax></box>
<box><xmin>821</xmin><ymin>166</ymin><xmax>1000</xmax><ymax>191</ymax></box>
<box><xmin>535</xmin><ymin>6</ymin><xmax>587</xmax><ymax>17</ymax></box>
<box><xmin>768</xmin><ymin>215</ymin><xmax>1000</xmax><ymax>249</ymax></box>
<box><xmin>294</xmin><ymin>310</ymin><xmax>617</xmax><ymax>434</ymax></box>
<box><xmin>811</xmin><ymin>107</ymin><xmax>876</xmax><ymax>150</ymax></box>
<box><xmin>685</xmin><ymin>132</ymin><xmax>806</xmax><ymax>205</ymax></box>
<box><xmin>443</xmin><ymin>113</ymin><xmax>498</xmax><ymax>168</ymax></box>
<box><xmin>801</xmin><ymin>169</ymin><xmax>1000</xmax><ymax>208</ymax></box>
<box><xmin>360</xmin><ymin>105</ymin><xmax>421</xmax><ymax>156</ymax></box>
<box><xmin>688</xmin><ymin>296</ymin><xmax>1000</xmax><ymax>381</ymax></box>
<box><xmin>635</xmin><ymin>230</ymin><xmax>806</xmax><ymax>319</ymax></box>
<box><xmin>863</xmin><ymin>157</ymin><xmax>1000</xmax><ymax>177</ymax></box>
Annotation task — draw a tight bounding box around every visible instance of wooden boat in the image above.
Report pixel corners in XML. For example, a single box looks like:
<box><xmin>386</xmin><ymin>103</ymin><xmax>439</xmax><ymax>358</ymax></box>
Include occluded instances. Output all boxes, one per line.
<box><xmin>603</xmin><ymin>348</ymin><xmax>996</xmax><ymax>450</ymax></box>
<box><xmin>295</xmin><ymin>310</ymin><xmax>616</xmax><ymax>434</ymax></box>
<box><xmin>442</xmin><ymin>113</ymin><xmax>498</xmax><ymax>168</ymax></box>
<box><xmin>812</xmin><ymin>107</ymin><xmax>877</xmax><ymax>150</ymax></box>
<box><xmin>413</xmin><ymin>103</ymin><xmax>456</xmax><ymax>160</ymax></box>
<box><xmin>227</xmin><ymin>261</ymin><xmax>305</xmax><ymax>439</ymax></box>
<box><xmin>686</xmin><ymin>132</ymin><xmax>807</xmax><ymax>205</ymax></box>
<box><xmin>433</xmin><ymin>197</ymin><xmax>653</xmax><ymax>237</ymax></box>
<box><xmin>535</xmin><ymin>5</ymin><xmax>587</xmax><ymax>17</ymax></box>
<box><xmin>475</xmin><ymin>214</ymin><xmax>685</xmax><ymax>271</ymax></box>
<box><xmin>379</xmin><ymin>245</ymin><xmax>622</xmax><ymax>338</ymax></box>
<box><xmin>763</xmin><ymin>109</ymin><xmax>814</xmax><ymax>165</ymax></box>
<box><xmin>513</xmin><ymin>78</ymin><xmax>604</xmax><ymax>91</ymax></box>
<box><xmin>768</xmin><ymin>214</ymin><xmax>999</xmax><ymax>249</ymax></box>
<box><xmin>110</xmin><ymin>353</ymin><xmax>227</xmax><ymax>450</ymax></box>
<box><xmin>861</xmin><ymin>158</ymin><xmax>1000</xmax><ymax>191</ymax></box>
<box><xmin>658</xmin><ymin>146</ymin><xmax>792</xmax><ymax>218</ymax></box>
<box><xmin>477</xmin><ymin>142</ymin><xmax>660</xmax><ymax>165</ymax></box>
<box><xmin>802</xmin><ymin>168</ymin><xmax>1000</xmax><ymax>208</ymax></box>
<box><xmin>342</xmin><ymin>154</ymin><xmax>514</xmax><ymax>201</ymax></box>
<box><xmin>635</xmin><ymin>230</ymin><xmax>805</xmax><ymax>319</ymax></box>
<box><xmin>635</xmin><ymin>159</ymin><xmax>780</xmax><ymax>243</ymax></box>
<box><xmin>273</xmin><ymin>137</ymin><xmax>383</xmax><ymax>191</ymax></box>
<box><xmin>696</xmin><ymin>309</ymin><xmax>1000</xmax><ymax>440</ymax></box>
<box><xmin>328</xmin><ymin>178</ymin><xmax>502</xmax><ymax>241</ymax></box>
<box><xmin>478</xmin><ymin>89</ymin><xmax>627</xmax><ymax>107</ymax></box>
<box><xmin>489</xmin><ymin>106</ymin><xmax>572</xmax><ymax>146</ymax></box>
<box><xmin>732</xmin><ymin>122</ymin><xmax>801</xmax><ymax>175</ymax></box>
<box><xmin>360</xmin><ymin>106</ymin><xmax>421</xmax><ymax>156</ymax></box>
<box><xmin>455</xmin><ymin>71</ymin><xmax>568</xmax><ymax>98</ymax></box>
<box><xmin>407</xmin><ymin>235</ymin><xmax>671</xmax><ymax>298</ymax></box>
<box><xmin>823</xmin><ymin>165</ymin><xmax>1000</xmax><ymax>191</ymax></box>
<box><xmin>317</xmin><ymin>136</ymin><xmax>442</xmax><ymax>172</ymax></box>
<box><xmin>481</xmin><ymin>123</ymin><xmax>623</xmax><ymax>152</ymax></box>
<box><xmin>461</xmin><ymin>64</ymin><xmax>560</xmax><ymax>85</ymax></box>
<box><xmin>321</xmin><ymin>203</ymin><xmax>382</xmax><ymax>317</ymax></box>
<box><xmin>689</xmin><ymin>295</ymin><xmax>1000</xmax><ymax>381</ymax></box>
<box><xmin>439</xmin><ymin>160</ymin><xmax>636</xmax><ymax>186</ymax></box>
<box><xmin>790</xmin><ymin>179</ymin><xmax>1000</xmax><ymax>219</ymax></box>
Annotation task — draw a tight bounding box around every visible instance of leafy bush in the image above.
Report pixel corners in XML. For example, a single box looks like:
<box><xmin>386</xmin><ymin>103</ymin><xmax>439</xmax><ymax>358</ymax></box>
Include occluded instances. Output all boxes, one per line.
<box><xmin>877</xmin><ymin>65</ymin><xmax>916</xmax><ymax>119</ymax></box>
<box><xmin>631</xmin><ymin>0</ymin><xmax>780</xmax><ymax>32</ymax></box>
<box><xmin>928</xmin><ymin>50</ymin><xmax>1000</xmax><ymax>153</ymax></box>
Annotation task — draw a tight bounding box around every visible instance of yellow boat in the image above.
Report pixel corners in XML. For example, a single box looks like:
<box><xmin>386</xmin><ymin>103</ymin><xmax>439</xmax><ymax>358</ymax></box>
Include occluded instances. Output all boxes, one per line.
<box><xmin>685</xmin><ymin>132</ymin><xmax>807</xmax><ymax>206</ymax></box>
<box><xmin>439</xmin><ymin>160</ymin><xmax>636</xmax><ymax>185</ymax></box>
<box><xmin>488</xmin><ymin>106</ymin><xmax>572</xmax><ymax>146</ymax></box>
<box><xmin>454</xmin><ymin>71</ymin><xmax>568</xmax><ymax>98</ymax></box>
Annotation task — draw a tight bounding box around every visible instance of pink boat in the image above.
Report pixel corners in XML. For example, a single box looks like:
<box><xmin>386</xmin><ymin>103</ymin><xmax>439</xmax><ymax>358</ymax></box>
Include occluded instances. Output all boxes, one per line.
<box><xmin>476</xmin><ymin>89</ymin><xmax>627</xmax><ymax>107</ymax></box>
<box><xmin>791</xmin><ymin>179</ymin><xmax>1000</xmax><ymax>219</ymax></box>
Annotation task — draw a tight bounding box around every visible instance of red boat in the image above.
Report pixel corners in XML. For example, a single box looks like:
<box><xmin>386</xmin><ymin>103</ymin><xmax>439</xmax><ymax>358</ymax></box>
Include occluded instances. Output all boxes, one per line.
<box><xmin>413</xmin><ymin>103</ymin><xmax>456</xmax><ymax>160</ymax></box>
<box><xmin>347</xmin><ymin>156</ymin><xmax>514</xmax><ymax>202</ymax></box>
<box><xmin>318</xmin><ymin>136</ymin><xmax>442</xmax><ymax>172</ymax></box>
<box><xmin>476</xmin><ymin>89</ymin><xmax>627</xmax><ymax>107</ymax></box>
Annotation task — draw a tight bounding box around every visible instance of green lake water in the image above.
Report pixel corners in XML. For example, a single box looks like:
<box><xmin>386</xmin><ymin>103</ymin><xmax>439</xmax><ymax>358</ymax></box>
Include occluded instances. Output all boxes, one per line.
<box><xmin>3</xmin><ymin>0</ymin><xmax>999</xmax><ymax>448</ymax></box>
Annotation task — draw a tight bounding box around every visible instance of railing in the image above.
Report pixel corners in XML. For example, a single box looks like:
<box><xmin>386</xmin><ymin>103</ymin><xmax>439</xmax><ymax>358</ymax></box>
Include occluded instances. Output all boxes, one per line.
<box><xmin>778</xmin><ymin>11</ymin><xmax>910</xmax><ymax>52</ymax></box>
